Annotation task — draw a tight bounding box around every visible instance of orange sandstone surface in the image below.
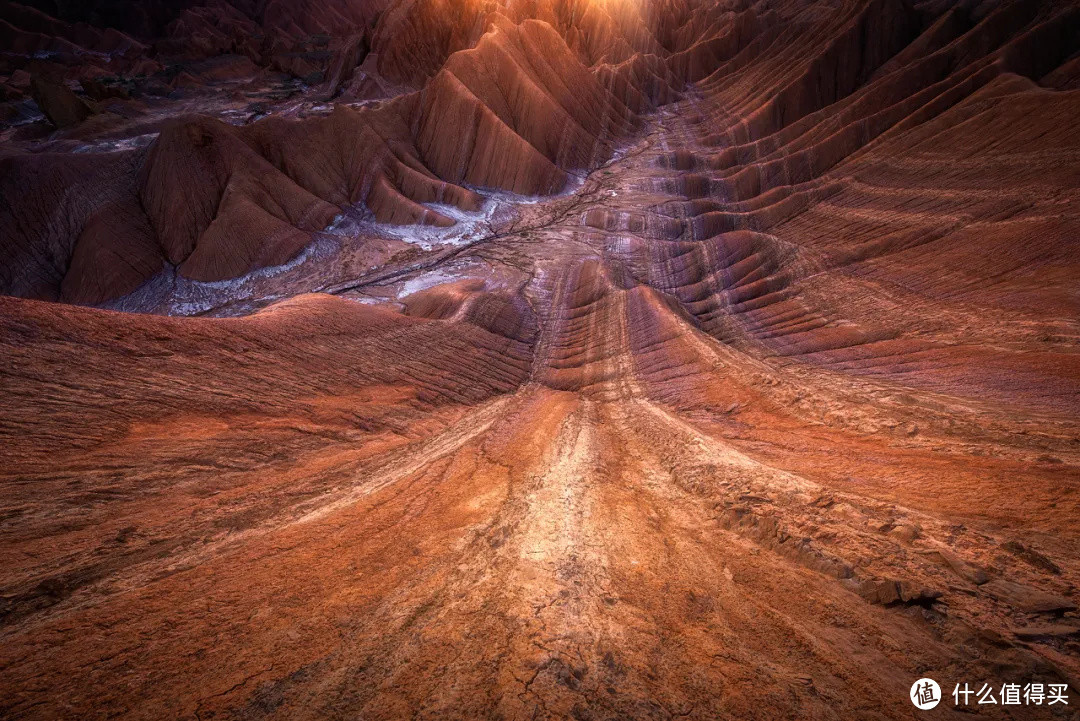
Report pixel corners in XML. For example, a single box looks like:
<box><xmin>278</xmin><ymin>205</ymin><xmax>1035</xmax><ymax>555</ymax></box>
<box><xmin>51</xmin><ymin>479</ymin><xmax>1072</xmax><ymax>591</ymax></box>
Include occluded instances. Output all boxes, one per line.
<box><xmin>1</xmin><ymin>0</ymin><xmax>1080</xmax><ymax>718</ymax></box>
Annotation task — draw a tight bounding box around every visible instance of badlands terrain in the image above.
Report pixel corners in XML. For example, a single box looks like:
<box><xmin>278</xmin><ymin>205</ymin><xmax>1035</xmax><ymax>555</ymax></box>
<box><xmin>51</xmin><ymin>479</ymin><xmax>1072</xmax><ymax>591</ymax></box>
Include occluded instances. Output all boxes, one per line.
<box><xmin>1</xmin><ymin>0</ymin><xmax>1080</xmax><ymax>718</ymax></box>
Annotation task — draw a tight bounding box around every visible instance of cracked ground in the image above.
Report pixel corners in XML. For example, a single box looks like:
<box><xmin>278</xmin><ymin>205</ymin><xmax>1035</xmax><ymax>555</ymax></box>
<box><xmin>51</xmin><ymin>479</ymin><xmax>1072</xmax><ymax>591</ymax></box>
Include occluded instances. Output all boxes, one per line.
<box><xmin>3</xmin><ymin>82</ymin><xmax>1079</xmax><ymax>720</ymax></box>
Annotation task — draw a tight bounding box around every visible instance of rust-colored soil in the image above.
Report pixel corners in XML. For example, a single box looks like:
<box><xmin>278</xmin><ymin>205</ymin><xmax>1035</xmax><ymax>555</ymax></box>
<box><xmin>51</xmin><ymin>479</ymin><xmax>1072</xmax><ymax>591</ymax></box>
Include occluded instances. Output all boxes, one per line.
<box><xmin>2</xmin><ymin>0</ymin><xmax>1079</xmax><ymax>718</ymax></box>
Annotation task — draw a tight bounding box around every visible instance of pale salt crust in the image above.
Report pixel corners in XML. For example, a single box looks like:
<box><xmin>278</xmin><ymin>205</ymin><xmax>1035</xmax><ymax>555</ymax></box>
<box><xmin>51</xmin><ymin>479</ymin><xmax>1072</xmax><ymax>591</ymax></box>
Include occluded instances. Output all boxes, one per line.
<box><xmin>99</xmin><ymin>180</ymin><xmax>578</xmax><ymax>317</ymax></box>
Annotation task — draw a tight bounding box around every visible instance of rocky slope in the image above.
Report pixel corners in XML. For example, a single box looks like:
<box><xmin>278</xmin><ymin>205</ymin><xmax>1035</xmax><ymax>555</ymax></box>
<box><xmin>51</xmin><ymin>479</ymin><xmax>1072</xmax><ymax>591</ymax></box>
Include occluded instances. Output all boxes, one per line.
<box><xmin>1</xmin><ymin>0</ymin><xmax>1079</xmax><ymax>718</ymax></box>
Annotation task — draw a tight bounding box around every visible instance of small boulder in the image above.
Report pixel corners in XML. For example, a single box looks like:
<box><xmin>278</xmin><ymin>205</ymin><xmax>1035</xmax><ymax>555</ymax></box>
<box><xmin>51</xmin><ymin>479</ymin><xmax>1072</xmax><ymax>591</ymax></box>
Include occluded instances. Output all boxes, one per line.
<box><xmin>80</xmin><ymin>75</ymin><xmax>131</xmax><ymax>101</ymax></box>
<box><xmin>1011</xmin><ymin>623</ymin><xmax>1080</xmax><ymax>641</ymax></box>
<box><xmin>0</xmin><ymin>82</ymin><xmax>24</xmax><ymax>101</ymax></box>
<box><xmin>982</xmin><ymin>579</ymin><xmax>1076</xmax><ymax>615</ymax></box>
<box><xmin>888</xmin><ymin>523</ymin><xmax>921</xmax><ymax>542</ymax></box>
<box><xmin>858</xmin><ymin>578</ymin><xmax>942</xmax><ymax>606</ymax></box>
<box><xmin>30</xmin><ymin>75</ymin><xmax>96</xmax><ymax>128</ymax></box>
<box><xmin>898</xmin><ymin>581</ymin><xmax>943</xmax><ymax>605</ymax></box>
<box><xmin>928</xmin><ymin>548</ymin><xmax>990</xmax><ymax>585</ymax></box>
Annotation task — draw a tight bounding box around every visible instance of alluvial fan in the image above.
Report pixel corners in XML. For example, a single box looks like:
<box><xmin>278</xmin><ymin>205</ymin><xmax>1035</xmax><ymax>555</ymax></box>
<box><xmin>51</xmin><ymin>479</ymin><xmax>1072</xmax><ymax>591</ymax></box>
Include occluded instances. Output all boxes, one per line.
<box><xmin>1</xmin><ymin>0</ymin><xmax>1079</xmax><ymax>718</ymax></box>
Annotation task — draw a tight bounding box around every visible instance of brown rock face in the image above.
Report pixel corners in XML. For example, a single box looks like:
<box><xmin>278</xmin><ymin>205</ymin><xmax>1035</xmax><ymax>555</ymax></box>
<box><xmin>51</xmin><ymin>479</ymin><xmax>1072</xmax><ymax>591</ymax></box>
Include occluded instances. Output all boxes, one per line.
<box><xmin>1</xmin><ymin>0</ymin><xmax>1080</xmax><ymax>719</ymax></box>
<box><xmin>28</xmin><ymin>74</ymin><xmax>96</xmax><ymax>127</ymax></box>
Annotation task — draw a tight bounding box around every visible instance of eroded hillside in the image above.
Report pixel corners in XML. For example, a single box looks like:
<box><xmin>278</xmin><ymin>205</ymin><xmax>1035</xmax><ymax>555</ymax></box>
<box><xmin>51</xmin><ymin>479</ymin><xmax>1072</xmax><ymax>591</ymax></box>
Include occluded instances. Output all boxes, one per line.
<box><xmin>1</xmin><ymin>0</ymin><xmax>1079</xmax><ymax>718</ymax></box>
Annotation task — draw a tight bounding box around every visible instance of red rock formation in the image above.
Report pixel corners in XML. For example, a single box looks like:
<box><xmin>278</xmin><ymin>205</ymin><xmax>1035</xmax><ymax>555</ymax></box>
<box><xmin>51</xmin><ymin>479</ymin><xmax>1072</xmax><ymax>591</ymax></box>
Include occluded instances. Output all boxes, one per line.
<box><xmin>3</xmin><ymin>0</ymin><xmax>689</xmax><ymax>302</ymax></box>
<box><xmin>1</xmin><ymin>0</ymin><xmax>1079</xmax><ymax>718</ymax></box>
<box><xmin>28</xmin><ymin>74</ymin><xmax>97</xmax><ymax>126</ymax></box>
<box><xmin>1</xmin><ymin>1</ymin><xmax>150</xmax><ymax>65</ymax></box>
